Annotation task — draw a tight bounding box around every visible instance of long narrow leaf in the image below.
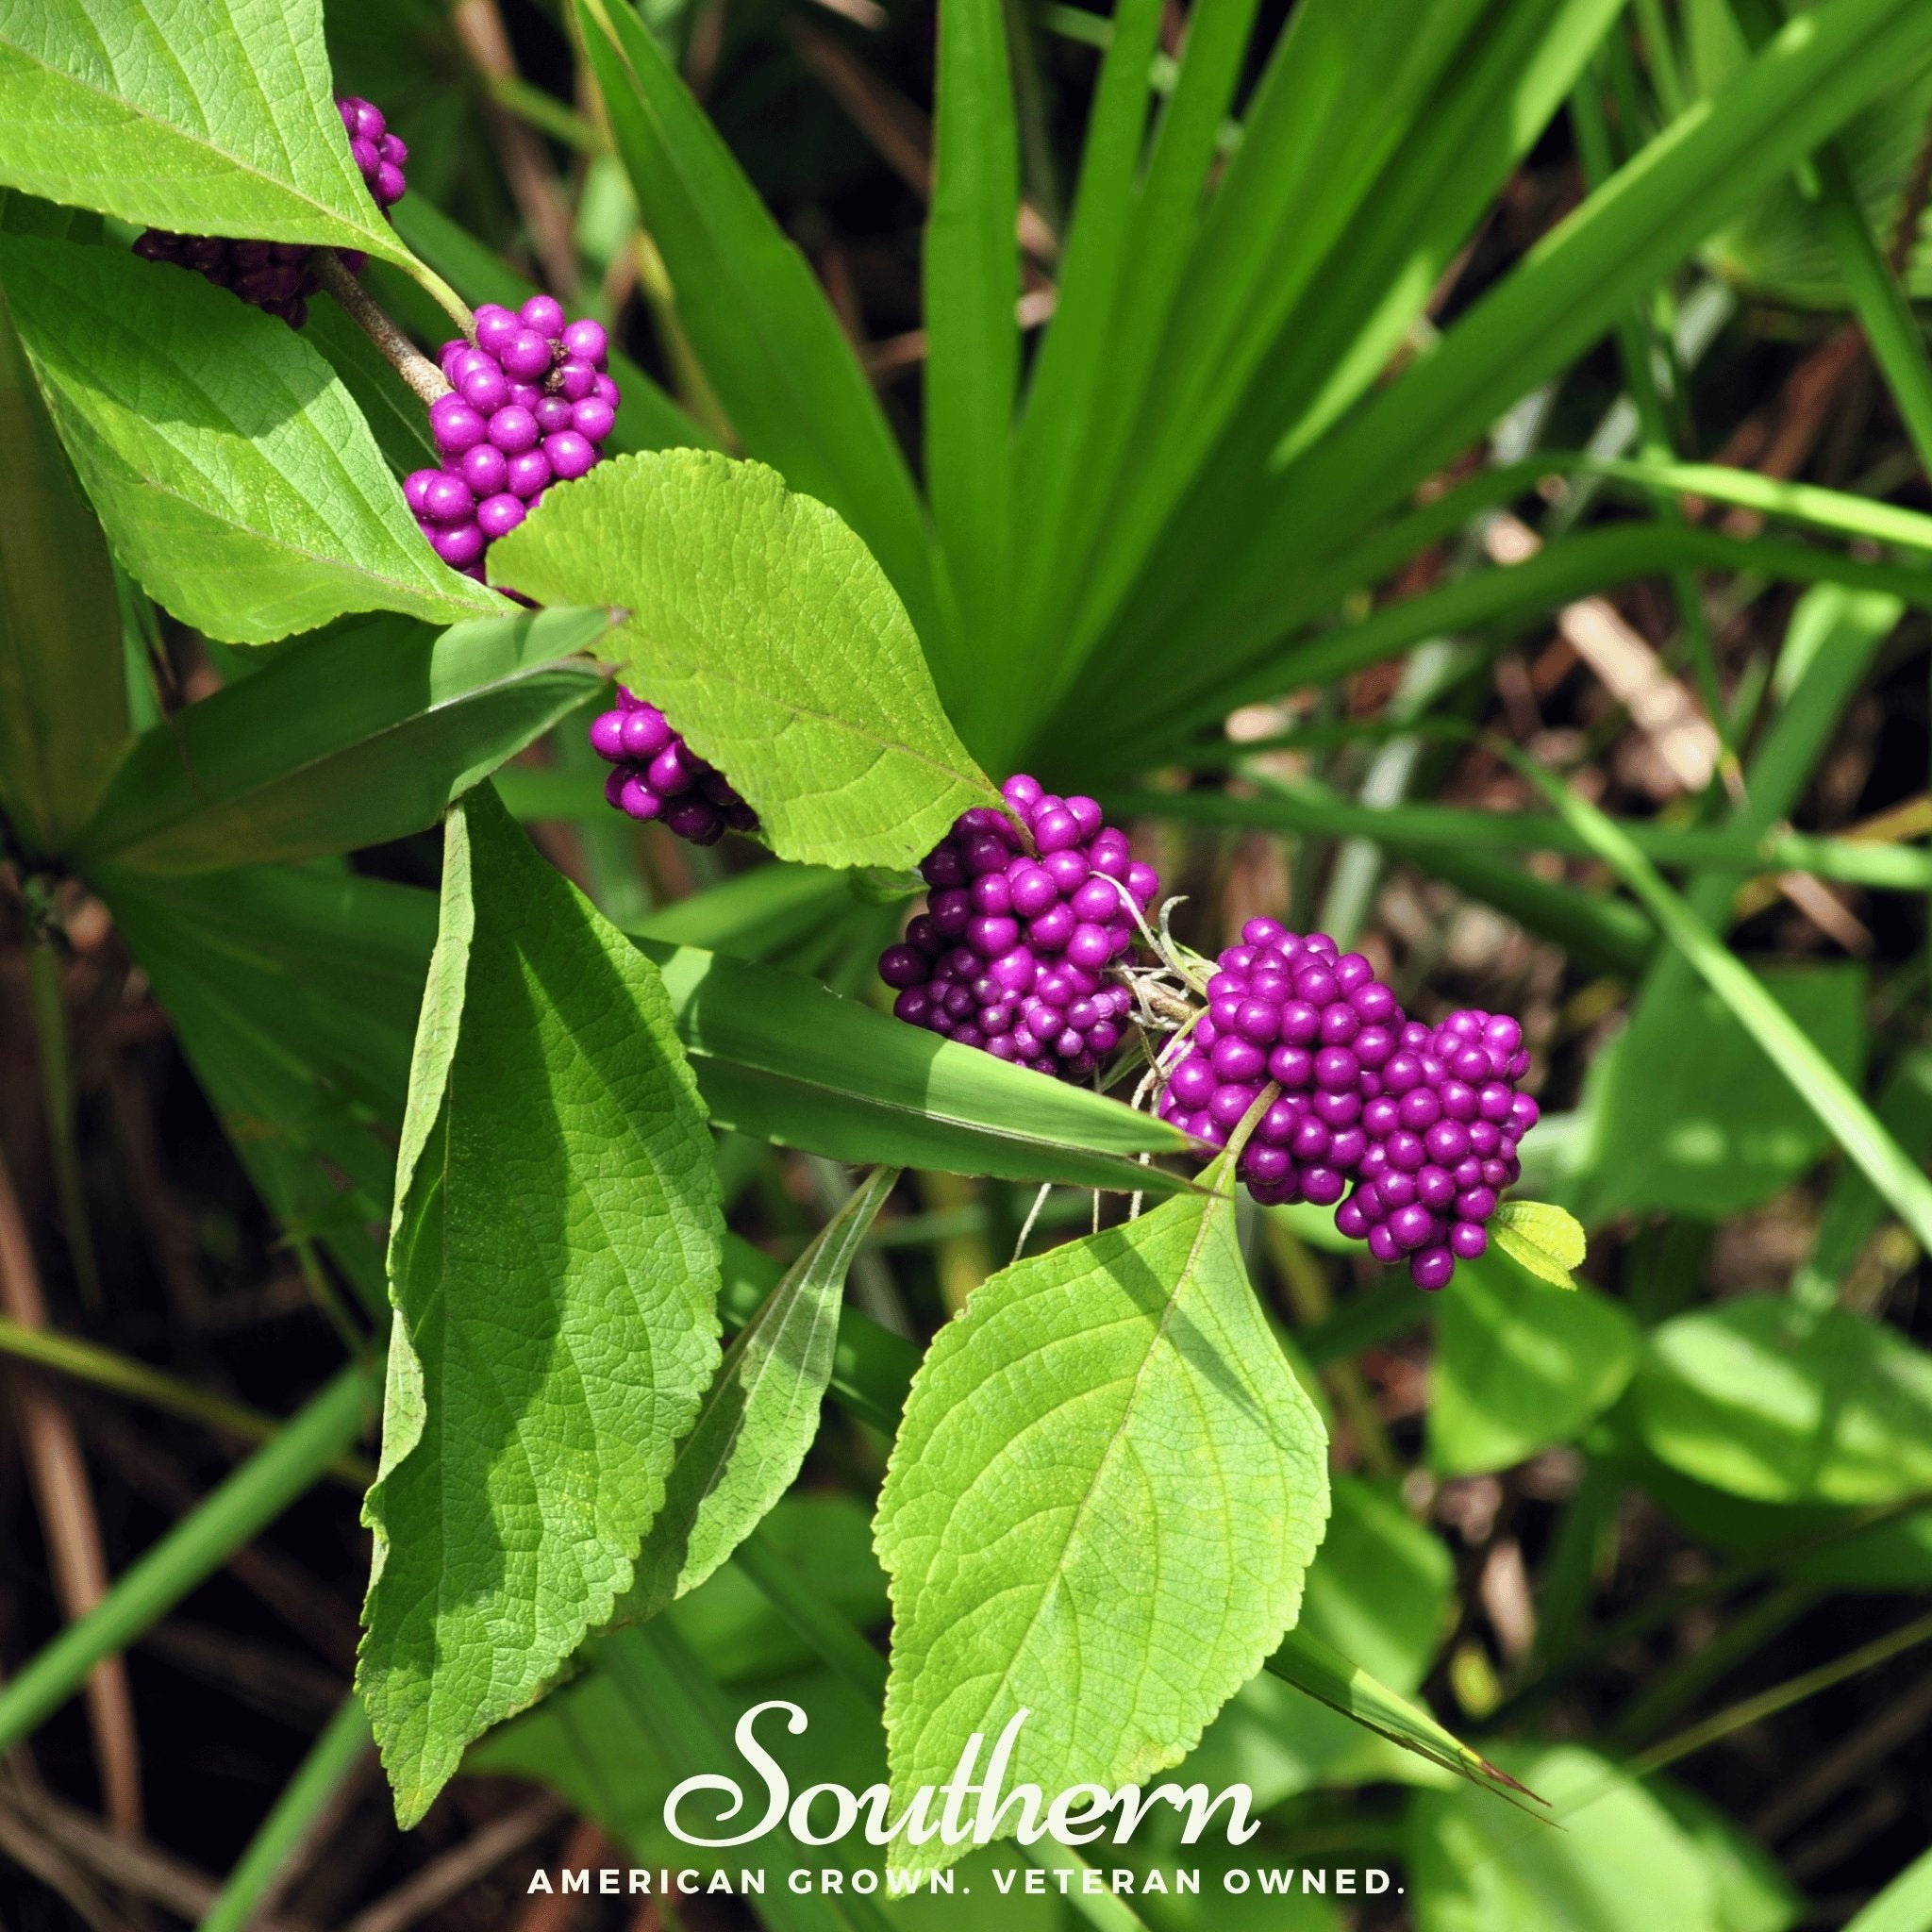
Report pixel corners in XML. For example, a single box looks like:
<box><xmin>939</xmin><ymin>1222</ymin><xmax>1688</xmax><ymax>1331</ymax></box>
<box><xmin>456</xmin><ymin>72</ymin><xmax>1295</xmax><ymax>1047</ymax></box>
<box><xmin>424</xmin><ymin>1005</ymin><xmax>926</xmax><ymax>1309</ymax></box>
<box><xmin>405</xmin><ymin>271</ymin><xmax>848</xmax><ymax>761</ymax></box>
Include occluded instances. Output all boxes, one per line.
<box><xmin>634</xmin><ymin>938</ymin><xmax>1193</xmax><ymax>1191</ymax></box>
<box><xmin>77</xmin><ymin>608</ymin><xmax>608</xmax><ymax>873</ymax></box>
<box><xmin>924</xmin><ymin>0</ymin><xmax>1019</xmax><ymax>707</ymax></box>
<box><xmin>1512</xmin><ymin>752</ymin><xmax>1932</xmax><ymax>1253</ymax></box>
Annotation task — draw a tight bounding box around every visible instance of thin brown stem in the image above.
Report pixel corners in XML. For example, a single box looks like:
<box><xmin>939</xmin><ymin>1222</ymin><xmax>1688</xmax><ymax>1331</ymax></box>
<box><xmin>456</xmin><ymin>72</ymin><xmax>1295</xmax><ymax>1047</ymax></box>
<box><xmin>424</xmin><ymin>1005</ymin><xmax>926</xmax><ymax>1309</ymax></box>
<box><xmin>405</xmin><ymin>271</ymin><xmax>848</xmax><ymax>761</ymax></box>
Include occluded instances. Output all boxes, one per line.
<box><xmin>314</xmin><ymin>254</ymin><xmax>452</xmax><ymax>407</ymax></box>
<box><xmin>0</xmin><ymin>1146</ymin><xmax>143</xmax><ymax>1840</ymax></box>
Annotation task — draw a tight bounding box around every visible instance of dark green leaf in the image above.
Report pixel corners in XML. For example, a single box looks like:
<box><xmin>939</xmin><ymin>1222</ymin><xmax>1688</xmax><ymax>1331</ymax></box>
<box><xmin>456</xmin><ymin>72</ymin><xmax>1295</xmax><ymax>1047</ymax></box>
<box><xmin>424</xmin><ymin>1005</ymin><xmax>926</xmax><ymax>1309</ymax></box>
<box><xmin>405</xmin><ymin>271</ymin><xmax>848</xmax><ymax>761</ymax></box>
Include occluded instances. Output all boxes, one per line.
<box><xmin>77</xmin><ymin>608</ymin><xmax>608</xmax><ymax>872</ymax></box>
<box><xmin>359</xmin><ymin>787</ymin><xmax>723</xmax><ymax>1827</ymax></box>
<box><xmin>615</xmin><ymin>1166</ymin><xmax>898</xmax><ymax>1627</ymax></box>
<box><xmin>0</xmin><ymin>254</ymin><xmax>124</xmax><ymax>855</ymax></box>
<box><xmin>634</xmin><ymin>936</ymin><xmax>1193</xmax><ymax>1191</ymax></box>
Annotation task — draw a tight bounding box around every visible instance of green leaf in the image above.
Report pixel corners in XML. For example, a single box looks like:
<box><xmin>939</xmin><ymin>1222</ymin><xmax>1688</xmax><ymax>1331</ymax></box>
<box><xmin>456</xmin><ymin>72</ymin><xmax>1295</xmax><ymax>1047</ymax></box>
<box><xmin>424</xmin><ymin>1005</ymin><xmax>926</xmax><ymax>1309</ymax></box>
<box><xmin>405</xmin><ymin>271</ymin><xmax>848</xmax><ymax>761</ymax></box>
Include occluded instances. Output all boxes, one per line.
<box><xmin>634</xmin><ymin>938</ymin><xmax>1194</xmax><ymax>1191</ymax></box>
<box><xmin>0</xmin><ymin>0</ymin><xmax>415</xmax><ymax>267</ymax></box>
<box><xmin>1406</xmin><ymin>1743</ymin><xmax>1791</xmax><ymax>1932</ymax></box>
<box><xmin>0</xmin><ymin>234</ymin><xmax>497</xmax><ymax>643</ymax></box>
<box><xmin>1297</xmin><ymin>1476</ymin><xmax>1455</xmax><ymax>1696</ymax></box>
<box><xmin>490</xmin><ymin>449</ymin><xmax>1002</xmax><ymax>869</ymax></box>
<box><xmin>1582</xmin><ymin>965</ymin><xmax>1869</xmax><ymax>1223</ymax></box>
<box><xmin>573</xmin><ymin>0</ymin><xmax>943</xmax><ymax>658</ymax></box>
<box><xmin>1843</xmin><ymin>1844</ymin><xmax>1932</xmax><ymax>1932</ymax></box>
<box><xmin>1429</xmin><ymin>1256</ymin><xmax>1639</xmax><ymax>1477</ymax></box>
<box><xmin>874</xmin><ymin>1162</ymin><xmax>1330</xmax><ymax>1873</ymax></box>
<box><xmin>358</xmin><ymin>787</ymin><xmax>723</xmax><ymax>1828</ymax></box>
<box><xmin>1263</xmin><ymin>1628</ymin><xmax>1542</xmax><ymax>1814</ymax></box>
<box><xmin>76</xmin><ymin>608</ymin><xmax>608</xmax><ymax>873</ymax></box>
<box><xmin>1633</xmin><ymin>1296</ymin><xmax>1932</xmax><ymax>1506</ymax></box>
<box><xmin>1491</xmin><ymin>1201</ymin><xmax>1588</xmax><ymax>1291</ymax></box>
<box><xmin>0</xmin><ymin>250</ymin><xmax>124</xmax><ymax>856</ymax></box>
<box><xmin>923</xmin><ymin>0</ymin><xmax>1018</xmax><ymax>694</ymax></box>
<box><xmin>615</xmin><ymin>1166</ymin><xmax>899</xmax><ymax>1628</ymax></box>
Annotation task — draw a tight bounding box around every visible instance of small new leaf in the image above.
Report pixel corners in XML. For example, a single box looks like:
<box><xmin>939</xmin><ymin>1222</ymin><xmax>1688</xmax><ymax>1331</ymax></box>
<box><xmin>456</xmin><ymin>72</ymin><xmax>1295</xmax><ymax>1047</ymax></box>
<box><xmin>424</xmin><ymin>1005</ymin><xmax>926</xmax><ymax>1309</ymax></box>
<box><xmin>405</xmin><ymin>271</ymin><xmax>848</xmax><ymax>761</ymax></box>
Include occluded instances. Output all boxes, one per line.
<box><xmin>1491</xmin><ymin>1199</ymin><xmax>1587</xmax><ymax>1290</ymax></box>
<box><xmin>358</xmin><ymin>787</ymin><xmax>723</xmax><ymax>1828</ymax></box>
<box><xmin>489</xmin><ymin>450</ymin><xmax>1002</xmax><ymax>869</ymax></box>
<box><xmin>874</xmin><ymin>1157</ymin><xmax>1329</xmax><ymax>1873</ymax></box>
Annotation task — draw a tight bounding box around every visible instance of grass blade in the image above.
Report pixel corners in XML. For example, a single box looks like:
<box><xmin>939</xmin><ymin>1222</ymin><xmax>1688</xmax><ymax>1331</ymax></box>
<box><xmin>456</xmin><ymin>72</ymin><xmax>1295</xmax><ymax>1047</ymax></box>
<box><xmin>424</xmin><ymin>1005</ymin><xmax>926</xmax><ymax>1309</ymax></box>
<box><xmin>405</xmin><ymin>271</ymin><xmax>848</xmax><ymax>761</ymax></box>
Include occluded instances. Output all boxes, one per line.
<box><xmin>924</xmin><ymin>0</ymin><xmax>1018</xmax><ymax>709</ymax></box>
<box><xmin>1509</xmin><ymin>751</ymin><xmax>1932</xmax><ymax>1253</ymax></box>
<box><xmin>0</xmin><ymin>1364</ymin><xmax>373</xmax><ymax>1753</ymax></box>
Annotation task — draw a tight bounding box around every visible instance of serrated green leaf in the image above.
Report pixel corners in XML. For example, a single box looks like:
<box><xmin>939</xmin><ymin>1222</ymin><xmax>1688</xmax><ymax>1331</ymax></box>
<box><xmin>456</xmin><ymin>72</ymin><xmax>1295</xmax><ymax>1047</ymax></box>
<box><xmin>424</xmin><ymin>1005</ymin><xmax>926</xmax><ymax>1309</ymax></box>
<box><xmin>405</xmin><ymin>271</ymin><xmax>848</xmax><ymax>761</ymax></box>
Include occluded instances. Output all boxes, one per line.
<box><xmin>0</xmin><ymin>234</ymin><xmax>497</xmax><ymax>643</ymax></box>
<box><xmin>358</xmin><ymin>787</ymin><xmax>723</xmax><ymax>1828</ymax></box>
<box><xmin>491</xmin><ymin>449</ymin><xmax>1000</xmax><ymax>868</ymax></box>
<box><xmin>634</xmin><ymin>938</ymin><xmax>1194</xmax><ymax>1191</ymax></box>
<box><xmin>77</xmin><ymin>608</ymin><xmax>608</xmax><ymax>873</ymax></box>
<box><xmin>1491</xmin><ymin>1223</ymin><xmax>1580</xmax><ymax>1291</ymax></box>
<box><xmin>874</xmin><ymin>1162</ymin><xmax>1330</xmax><ymax>1874</ymax></box>
<box><xmin>0</xmin><ymin>0</ymin><xmax>413</xmax><ymax>267</ymax></box>
<box><xmin>1429</xmin><ymin>1256</ymin><xmax>1638</xmax><ymax>1476</ymax></box>
<box><xmin>0</xmin><ymin>250</ymin><xmax>124</xmax><ymax>856</ymax></box>
<box><xmin>1634</xmin><ymin>1297</ymin><xmax>1932</xmax><ymax>1506</ymax></box>
<box><xmin>614</xmin><ymin>1166</ymin><xmax>899</xmax><ymax>1629</ymax></box>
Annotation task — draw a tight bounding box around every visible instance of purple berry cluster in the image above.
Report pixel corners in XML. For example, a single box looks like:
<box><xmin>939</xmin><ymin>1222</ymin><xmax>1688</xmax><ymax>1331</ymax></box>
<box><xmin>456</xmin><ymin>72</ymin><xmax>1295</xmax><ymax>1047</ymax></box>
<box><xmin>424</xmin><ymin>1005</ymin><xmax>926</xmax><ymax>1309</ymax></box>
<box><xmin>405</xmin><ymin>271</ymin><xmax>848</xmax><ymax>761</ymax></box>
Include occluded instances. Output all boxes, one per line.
<box><xmin>133</xmin><ymin>96</ymin><xmax>405</xmax><ymax>328</ymax></box>
<box><xmin>1336</xmin><ymin>1010</ymin><xmax>1537</xmax><ymax>1291</ymax></box>
<box><xmin>876</xmin><ymin>776</ymin><xmax>1158</xmax><ymax>1082</ymax></box>
<box><xmin>589</xmin><ymin>688</ymin><xmax>758</xmax><ymax>846</ymax></box>
<box><xmin>1155</xmin><ymin>921</ymin><xmax>1399</xmax><ymax>1211</ymax></box>
<box><xmin>404</xmin><ymin>298</ymin><xmax>618</xmax><ymax>578</ymax></box>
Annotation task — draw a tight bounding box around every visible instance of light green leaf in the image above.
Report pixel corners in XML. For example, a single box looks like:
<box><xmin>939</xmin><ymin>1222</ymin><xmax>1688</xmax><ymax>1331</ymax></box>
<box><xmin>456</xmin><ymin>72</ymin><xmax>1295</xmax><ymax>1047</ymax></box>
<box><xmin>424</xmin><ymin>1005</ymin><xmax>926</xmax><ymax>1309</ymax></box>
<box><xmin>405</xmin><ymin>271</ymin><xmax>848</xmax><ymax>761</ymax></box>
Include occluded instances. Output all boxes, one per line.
<box><xmin>615</xmin><ymin>1166</ymin><xmax>899</xmax><ymax>1628</ymax></box>
<box><xmin>0</xmin><ymin>251</ymin><xmax>124</xmax><ymax>856</ymax></box>
<box><xmin>1491</xmin><ymin>1200</ymin><xmax>1588</xmax><ymax>1291</ymax></box>
<box><xmin>874</xmin><ymin>1162</ymin><xmax>1330</xmax><ymax>1874</ymax></box>
<box><xmin>0</xmin><ymin>234</ymin><xmax>497</xmax><ymax>643</ymax></box>
<box><xmin>358</xmin><ymin>787</ymin><xmax>723</xmax><ymax>1828</ymax></box>
<box><xmin>1429</xmin><ymin>1256</ymin><xmax>1639</xmax><ymax>1477</ymax></box>
<box><xmin>1582</xmin><ymin>965</ymin><xmax>1868</xmax><ymax>1223</ymax></box>
<box><xmin>635</xmin><ymin>939</ymin><xmax>1193</xmax><ymax>1192</ymax></box>
<box><xmin>1844</xmin><ymin>1844</ymin><xmax>1932</xmax><ymax>1932</ymax></box>
<box><xmin>1633</xmin><ymin>1296</ymin><xmax>1932</xmax><ymax>1506</ymax></box>
<box><xmin>1407</xmin><ymin>1743</ymin><xmax>1792</xmax><ymax>1932</ymax></box>
<box><xmin>77</xmin><ymin>608</ymin><xmax>608</xmax><ymax>873</ymax></box>
<box><xmin>489</xmin><ymin>449</ymin><xmax>1000</xmax><ymax>870</ymax></box>
<box><xmin>0</xmin><ymin>0</ymin><xmax>414</xmax><ymax>267</ymax></box>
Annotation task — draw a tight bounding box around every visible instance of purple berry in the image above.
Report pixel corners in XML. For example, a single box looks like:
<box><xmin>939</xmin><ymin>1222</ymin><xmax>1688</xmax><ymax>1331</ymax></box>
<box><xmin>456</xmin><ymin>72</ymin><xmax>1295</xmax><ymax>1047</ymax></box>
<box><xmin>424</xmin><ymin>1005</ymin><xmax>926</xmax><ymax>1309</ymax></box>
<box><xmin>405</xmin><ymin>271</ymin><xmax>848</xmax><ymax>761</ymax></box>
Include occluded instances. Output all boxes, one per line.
<box><xmin>522</xmin><ymin>293</ymin><xmax>566</xmax><ymax>339</ymax></box>
<box><xmin>430</xmin><ymin>395</ymin><xmax>489</xmax><ymax>456</ymax></box>
<box><xmin>475</xmin><ymin>305</ymin><xmax>521</xmax><ymax>358</ymax></box>
<box><xmin>502</xmin><ymin>329</ymin><xmax>555</xmax><ymax>381</ymax></box>
<box><xmin>488</xmin><ymin>405</ymin><xmax>540</xmax><ymax>454</ymax></box>
<box><xmin>573</xmin><ymin>397</ymin><xmax>617</xmax><ymax>443</ymax></box>
<box><xmin>419</xmin><ymin>473</ymin><xmax>475</xmax><ymax>525</ymax></box>
<box><xmin>430</xmin><ymin>522</ymin><xmax>485</xmax><ymax>568</ymax></box>
<box><xmin>476</xmin><ymin>492</ymin><xmax>526</xmax><ymax>540</ymax></box>
<box><xmin>560</xmin><ymin>317</ymin><xmax>608</xmax><ymax>364</ymax></box>
<box><xmin>459</xmin><ymin>442</ymin><xmax>510</xmax><ymax>496</ymax></box>
<box><xmin>507</xmin><ymin>449</ymin><xmax>552</xmax><ymax>498</ymax></box>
